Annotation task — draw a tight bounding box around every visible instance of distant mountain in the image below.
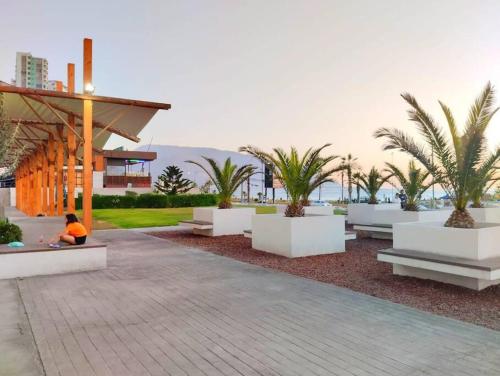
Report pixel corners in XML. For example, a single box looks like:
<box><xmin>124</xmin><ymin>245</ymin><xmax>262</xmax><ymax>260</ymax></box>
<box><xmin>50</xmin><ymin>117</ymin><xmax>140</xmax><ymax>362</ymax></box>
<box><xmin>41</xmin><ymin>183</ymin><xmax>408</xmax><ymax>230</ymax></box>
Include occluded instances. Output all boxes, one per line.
<box><xmin>135</xmin><ymin>144</ymin><xmax>263</xmax><ymax>185</ymax></box>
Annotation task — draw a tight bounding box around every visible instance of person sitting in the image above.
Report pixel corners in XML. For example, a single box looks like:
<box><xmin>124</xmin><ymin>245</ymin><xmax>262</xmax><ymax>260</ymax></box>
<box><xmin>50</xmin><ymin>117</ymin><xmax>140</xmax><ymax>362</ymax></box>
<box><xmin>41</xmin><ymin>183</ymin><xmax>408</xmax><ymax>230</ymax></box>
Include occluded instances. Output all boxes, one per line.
<box><xmin>58</xmin><ymin>214</ymin><xmax>88</xmax><ymax>245</ymax></box>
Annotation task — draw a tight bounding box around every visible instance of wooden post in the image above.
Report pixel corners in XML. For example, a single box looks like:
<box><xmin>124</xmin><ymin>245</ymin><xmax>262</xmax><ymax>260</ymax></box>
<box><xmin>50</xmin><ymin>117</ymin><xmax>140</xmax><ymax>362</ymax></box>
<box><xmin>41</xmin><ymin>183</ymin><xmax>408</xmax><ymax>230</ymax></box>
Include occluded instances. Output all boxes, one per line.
<box><xmin>67</xmin><ymin>63</ymin><xmax>76</xmax><ymax>213</ymax></box>
<box><xmin>56</xmin><ymin>129</ymin><xmax>64</xmax><ymax>216</ymax></box>
<box><xmin>35</xmin><ymin>148</ymin><xmax>42</xmax><ymax>215</ymax></box>
<box><xmin>28</xmin><ymin>156</ymin><xmax>35</xmax><ymax>215</ymax></box>
<box><xmin>48</xmin><ymin>134</ymin><xmax>56</xmax><ymax>216</ymax></box>
<box><xmin>83</xmin><ymin>38</ymin><xmax>93</xmax><ymax>233</ymax></box>
<box><xmin>42</xmin><ymin>147</ymin><xmax>48</xmax><ymax>214</ymax></box>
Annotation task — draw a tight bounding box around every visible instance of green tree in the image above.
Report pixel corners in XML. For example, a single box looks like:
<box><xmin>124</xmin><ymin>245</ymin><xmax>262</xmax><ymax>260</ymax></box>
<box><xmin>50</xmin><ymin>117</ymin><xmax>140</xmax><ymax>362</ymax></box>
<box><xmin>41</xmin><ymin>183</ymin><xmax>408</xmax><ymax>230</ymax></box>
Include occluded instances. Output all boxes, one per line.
<box><xmin>469</xmin><ymin>165</ymin><xmax>499</xmax><ymax>208</ymax></box>
<box><xmin>356</xmin><ymin>167</ymin><xmax>392</xmax><ymax>204</ymax></box>
<box><xmin>341</xmin><ymin>153</ymin><xmax>359</xmax><ymax>203</ymax></box>
<box><xmin>154</xmin><ymin>165</ymin><xmax>195</xmax><ymax>195</ymax></box>
<box><xmin>186</xmin><ymin>157</ymin><xmax>256</xmax><ymax>209</ymax></box>
<box><xmin>239</xmin><ymin>144</ymin><xmax>339</xmax><ymax>216</ymax></box>
<box><xmin>0</xmin><ymin>95</ymin><xmax>23</xmax><ymax>174</ymax></box>
<box><xmin>199</xmin><ymin>179</ymin><xmax>213</xmax><ymax>194</ymax></box>
<box><xmin>384</xmin><ymin>161</ymin><xmax>434</xmax><ymax>211</ymax></box>
<box><xmin>375</xmin><ymin>82</ymin><xmax>499</xmax><ymax>228</ymax></box>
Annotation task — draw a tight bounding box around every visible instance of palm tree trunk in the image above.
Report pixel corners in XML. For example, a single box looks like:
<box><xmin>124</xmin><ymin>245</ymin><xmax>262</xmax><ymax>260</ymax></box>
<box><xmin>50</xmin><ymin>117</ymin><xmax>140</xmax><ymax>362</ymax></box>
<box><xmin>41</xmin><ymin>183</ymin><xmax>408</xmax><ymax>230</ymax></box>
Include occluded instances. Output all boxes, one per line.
<box><xmin>444</xmin><ymin>209</ymin><xmax>475</xmax><ymax>228</ymax></box>
<box><xmin>285</xmin><ymin>203</ymin><xmax>304</xmax><ymax>217</ymax></box>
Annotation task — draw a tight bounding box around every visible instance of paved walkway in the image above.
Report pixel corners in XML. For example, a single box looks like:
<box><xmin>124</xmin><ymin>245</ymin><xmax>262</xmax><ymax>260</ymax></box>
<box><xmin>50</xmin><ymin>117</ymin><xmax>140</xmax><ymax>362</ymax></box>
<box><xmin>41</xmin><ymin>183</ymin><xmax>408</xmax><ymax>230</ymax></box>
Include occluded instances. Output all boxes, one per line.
<box><xmin>9</xmin><ymin>230</ymin><xmax>500</xmax><ymax>375</ymax></box>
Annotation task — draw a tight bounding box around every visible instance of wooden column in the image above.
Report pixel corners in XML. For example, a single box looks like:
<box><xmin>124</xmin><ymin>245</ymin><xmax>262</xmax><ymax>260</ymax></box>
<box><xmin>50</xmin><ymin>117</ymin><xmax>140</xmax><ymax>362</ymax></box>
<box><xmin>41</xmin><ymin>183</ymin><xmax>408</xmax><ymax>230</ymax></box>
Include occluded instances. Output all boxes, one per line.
<box><xmin>15</xmin><ymin>166</ymin><xmax>20</xmax><ymax>209</ymax></box>
<box><xmin>35</xmin><ymin>148</ymin><xmax>42</xmax><ymax>215</ymax></box>
<box><xmin>48</xmin><ymin>134</ymin><xmax>56</xmax><ymax>216</ymax></box>
<box><xmin>83</xmin><ymin>38</ymin><xmax>93</xmax><ymax>233</ymax></box>
<box><xmin>42</xmin><ymin>147</ymin><xmax>48</xmax><ymax>214</ymax></box>
<box><xmin>28</xmin><ymin>156</ymin><xmax>35</xmax><ymax>216</ymax></box>
<box><xmin>67</xmin><ymin>63</ymin><xmax>76</xmax><ymax>213</ymax></box>
<box><xmin>56</xmin><ymin>128</ymin><xmax>64</xmax><ymax>216</ymax></box>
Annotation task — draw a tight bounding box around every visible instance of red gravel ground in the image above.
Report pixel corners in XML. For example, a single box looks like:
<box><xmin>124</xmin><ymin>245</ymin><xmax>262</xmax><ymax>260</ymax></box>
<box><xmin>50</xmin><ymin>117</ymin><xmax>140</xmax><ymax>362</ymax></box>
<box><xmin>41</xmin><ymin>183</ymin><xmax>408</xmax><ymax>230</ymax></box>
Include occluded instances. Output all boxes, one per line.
<box><xmin>148</xmin><ymin>230</ymin><xmax>500</xmax><ymax>331</ymax></box>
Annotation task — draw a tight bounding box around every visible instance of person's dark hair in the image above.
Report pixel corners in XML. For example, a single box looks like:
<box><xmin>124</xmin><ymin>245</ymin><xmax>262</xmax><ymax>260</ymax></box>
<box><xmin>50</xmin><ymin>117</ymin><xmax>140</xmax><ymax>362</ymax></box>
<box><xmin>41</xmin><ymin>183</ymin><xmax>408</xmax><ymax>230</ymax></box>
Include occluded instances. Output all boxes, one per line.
<box><xmin>66</xmin><ymin>213</ymin><xmax>79</xmax><ymax>225</ymax></box>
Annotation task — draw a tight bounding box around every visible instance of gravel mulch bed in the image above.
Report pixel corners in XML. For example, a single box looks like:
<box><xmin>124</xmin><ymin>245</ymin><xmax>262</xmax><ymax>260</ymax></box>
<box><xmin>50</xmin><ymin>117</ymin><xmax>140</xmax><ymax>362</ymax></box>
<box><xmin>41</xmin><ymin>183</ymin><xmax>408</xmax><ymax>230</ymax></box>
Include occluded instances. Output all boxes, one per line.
<box><xmin>148</xmin><ymin>230</ymin><xmax>500</xmax><ymax>331</ymax></box>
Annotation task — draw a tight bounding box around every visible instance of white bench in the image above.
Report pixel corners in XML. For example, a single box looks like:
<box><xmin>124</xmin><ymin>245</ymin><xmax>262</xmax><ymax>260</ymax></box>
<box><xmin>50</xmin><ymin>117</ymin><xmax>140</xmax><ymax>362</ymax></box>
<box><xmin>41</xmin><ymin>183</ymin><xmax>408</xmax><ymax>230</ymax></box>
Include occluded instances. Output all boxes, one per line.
<box><xmin>353</xmin><ymin>224</ymin><xmax>393</xmax><ymax>239</ymax></box>
<box><xmin>179</xmin><ymin>219</ymin><xmax>214</xmax><ymax>236</ymax></box>
<box><xmin>378</xmin><ymin>248</ymin><xmax>500</xmax><ymax>290</ymax></box>
<box><xmin>0</xmin><ymin>242</ymin><xmax>107</xmax><ymax>280</ymax></box>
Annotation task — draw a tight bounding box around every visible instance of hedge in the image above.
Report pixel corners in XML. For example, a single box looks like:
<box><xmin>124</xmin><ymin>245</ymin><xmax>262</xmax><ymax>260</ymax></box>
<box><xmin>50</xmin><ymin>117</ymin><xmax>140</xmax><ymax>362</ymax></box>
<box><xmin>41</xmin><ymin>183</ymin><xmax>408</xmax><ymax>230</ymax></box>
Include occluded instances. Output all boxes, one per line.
<box><xmin>0</xmin><ymin>220</ymin><xmax>23</xmax><ymax>244</ymax></box>
<box><xmin>76</xmin><ymin>193</ymin><xmax>218</xmax><ymax>209</ymax></box>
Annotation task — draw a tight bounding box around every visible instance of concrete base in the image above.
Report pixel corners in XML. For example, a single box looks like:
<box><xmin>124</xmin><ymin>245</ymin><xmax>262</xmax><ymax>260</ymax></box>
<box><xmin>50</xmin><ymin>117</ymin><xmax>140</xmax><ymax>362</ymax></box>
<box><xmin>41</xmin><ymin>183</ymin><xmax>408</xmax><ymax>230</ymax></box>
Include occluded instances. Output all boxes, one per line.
<box><xmin>347</xmin><ymin>203</ymin><xmax>400</xmax><ymax>225</ymax></box>
<box><xmin>393</xmin><ymin>264</ymin><xmax>499</xmax><ymax>291</ymax></box>
<box><xmin>193</xmin><ymin>207</ymin><xmax>255</xmax><ymax>236</ymax></box>
<box><xmin>469</xmin><ymin>207</ymin><xmax>500</xmax><ymax>223</ymax></box>
<box><xmin>0</xmin><ymin>245</ymin><xmax>107</xmax><ymax>280</ymax></box>
<box><xmin>304</xmin><ymin>206</ymin><xmax>334</xmax><ymax>216</ymax></box>
<box><xmin>252</xmin><ymin>214</ymin><xmax>345</xmax><ymax>258</ymax></box>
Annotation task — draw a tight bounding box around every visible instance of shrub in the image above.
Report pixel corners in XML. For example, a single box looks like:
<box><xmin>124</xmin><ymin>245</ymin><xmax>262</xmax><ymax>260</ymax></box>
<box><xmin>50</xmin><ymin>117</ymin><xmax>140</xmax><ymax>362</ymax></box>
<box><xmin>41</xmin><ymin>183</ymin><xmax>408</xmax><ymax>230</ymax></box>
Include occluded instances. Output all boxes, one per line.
<box><xmin>0</xmin><ymin>220</ymin><xmax>22</xmax><ymax>244</ymax></box>
<box><xmin>125</xmin><ymin>190</ymin><xmax>138</xmax><ymax>197</ymax></box>
<box><xmin>136</xmin><ymin>193</ymin><xmax>168</xmax><ymax>208</ymax></box>
<box><xmin>166</xmin><ymin>193</ymin><xmax>217</xmax><ymax>208</ymax></box>
<box><xmin>76</xmin><ymin>193</ymin><xmax>218</xmax><ymax>209</ymax></box>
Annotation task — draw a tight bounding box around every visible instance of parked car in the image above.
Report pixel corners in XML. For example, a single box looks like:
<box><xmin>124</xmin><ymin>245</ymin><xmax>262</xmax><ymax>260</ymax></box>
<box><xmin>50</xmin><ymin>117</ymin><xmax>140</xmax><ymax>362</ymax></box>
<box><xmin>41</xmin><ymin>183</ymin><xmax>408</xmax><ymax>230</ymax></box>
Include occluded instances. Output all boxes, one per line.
<box><xmin>309</xmin><ymin>200</ymin><xmax>332</xmax><ymax>207</ymax></box>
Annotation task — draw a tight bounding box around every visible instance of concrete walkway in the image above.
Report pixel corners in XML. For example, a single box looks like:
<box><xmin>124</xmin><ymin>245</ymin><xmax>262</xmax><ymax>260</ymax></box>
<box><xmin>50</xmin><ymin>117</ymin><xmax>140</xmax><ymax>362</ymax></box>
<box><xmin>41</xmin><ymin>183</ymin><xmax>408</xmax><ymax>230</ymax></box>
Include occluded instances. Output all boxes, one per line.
<box><xmin>5</xmin><ymin>229</ymin><xmax>500</xmax><ymax>375</ymax></box>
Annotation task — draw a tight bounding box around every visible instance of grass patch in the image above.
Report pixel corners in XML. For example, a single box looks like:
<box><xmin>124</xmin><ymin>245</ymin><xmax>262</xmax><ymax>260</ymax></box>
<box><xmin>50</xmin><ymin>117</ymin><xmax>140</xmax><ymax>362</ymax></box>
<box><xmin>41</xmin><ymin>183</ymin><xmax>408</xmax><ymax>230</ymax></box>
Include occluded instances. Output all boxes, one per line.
<box><xmin>77</xmin><ymin>205</ymin><xmax>277</xmax><ymax>229</ymax></box>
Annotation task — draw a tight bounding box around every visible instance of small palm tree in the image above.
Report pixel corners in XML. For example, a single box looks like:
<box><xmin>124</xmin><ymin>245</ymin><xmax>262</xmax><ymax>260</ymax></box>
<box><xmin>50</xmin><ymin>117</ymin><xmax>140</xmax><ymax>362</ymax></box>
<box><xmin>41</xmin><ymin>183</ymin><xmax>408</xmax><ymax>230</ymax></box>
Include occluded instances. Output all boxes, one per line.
<box><xmin>384</xmin><ymin>161</ymin><xmax>434</xmax><ymax>211</ymax></box>
<box><xmin>374</xmin><ymin>82</ymin><xmax>499</xmax><ymax>228</ymax></box>
<box><xmin>469</xmin><ymin>162</ymin><xmax>499</xmax><ymax>208</ymax></box>
<box><xmin>186</xmin><ymin>157</ymin><xmax>256</xmax><ymax>209</ymax></box>
<box><xmin>239</xmin><ymin>144</ymin><xmax>338</xmax><ymax>217</ymax></box>
<box><xmin>341</xmin><ymin>153</ymin><xmax>359</xmax><ymax>203</ymax></box>
<box><xmin>356</xmin><ymin>167</ymin><xmax>392</xmax><ymax>204</ymax></box>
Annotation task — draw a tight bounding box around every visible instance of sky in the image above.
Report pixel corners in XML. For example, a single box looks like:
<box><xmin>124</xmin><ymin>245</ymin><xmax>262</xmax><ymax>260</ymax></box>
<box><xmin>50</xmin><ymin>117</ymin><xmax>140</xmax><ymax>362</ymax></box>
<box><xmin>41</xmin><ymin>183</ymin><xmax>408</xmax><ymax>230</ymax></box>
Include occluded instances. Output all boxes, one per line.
<box><xmin>1</xmin><ymin>0</ymin><xmax>499</xmax><ymax>172</ymax></box>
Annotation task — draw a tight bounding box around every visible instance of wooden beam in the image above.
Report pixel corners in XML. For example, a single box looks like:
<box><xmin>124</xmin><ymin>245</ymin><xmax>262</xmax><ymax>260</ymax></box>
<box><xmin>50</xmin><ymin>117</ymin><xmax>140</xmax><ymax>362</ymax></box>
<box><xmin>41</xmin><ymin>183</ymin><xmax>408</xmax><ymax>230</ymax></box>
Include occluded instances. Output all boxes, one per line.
<box><xmin>83</xmin><ymin>38</ymin><xmax>93</xmax><ymax>233</ymax></box>
<box><xmin>48</xmin><ymin>134</ymin><xmax>55</xmax><ymax>216</ymax></box>
<box><xmin>35</xmin><ymin>148</ymin><xmax>42</xmax><ymax>215</ymax></box>
<box><xmin>42</xmin><ymin>146</ymin><xmax>48</xmax><ymax>214</ymax></box>
<box><xmin>67</xmin><ymin>63</ymin><xmax>76</xmax><ymax>213</ymax></box>
<box><xmin>56</xmin><ymin>127</ymin><xmax>65</xmax><ymax>216</ymax></box>
<box><xmin>35</xmin><ymin>94</ymin><xmax>83</xmax><ymax>141</ymax></box>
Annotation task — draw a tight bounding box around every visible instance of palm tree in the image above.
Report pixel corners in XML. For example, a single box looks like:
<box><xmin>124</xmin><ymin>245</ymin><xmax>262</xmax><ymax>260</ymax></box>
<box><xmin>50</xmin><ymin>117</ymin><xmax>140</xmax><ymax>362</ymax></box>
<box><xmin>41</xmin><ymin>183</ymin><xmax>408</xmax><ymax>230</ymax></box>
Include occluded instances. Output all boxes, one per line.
<box><xmin>469</xmin><ymin>163</ymin><xmax>499</xmax><ymax>208</ymax></box>
<box><xmin>186</xmin><ymin>157</ymin><xmax>257</xmax><ymax>209</ymax></box>
<box><xmin>353</xmin><ymin>171</ymin><xmax>362</xmax><ymax>202</ymax></box>
<box><xmin>384</xmin><ymin>161</ymin><xmax>434</xmax><ymax>211</ymax></box>
<box><xmin>374</xmin><ymin>82</ymin><xmax>500</xmax><ymax>228</ymax></box>
<box><xmin>341</xmin><ymin>154</ymin><xmax>359</xmax><ymax>203</ymax></box>
<box><xmin>239</xmin><ymin>144</ymin><xmax>339</xmax><ymax>217</ymax></box>
<box><xmin>356</xmin><ymin>167</ymin><xmax>392</xmax><ymax>204</ymax></box>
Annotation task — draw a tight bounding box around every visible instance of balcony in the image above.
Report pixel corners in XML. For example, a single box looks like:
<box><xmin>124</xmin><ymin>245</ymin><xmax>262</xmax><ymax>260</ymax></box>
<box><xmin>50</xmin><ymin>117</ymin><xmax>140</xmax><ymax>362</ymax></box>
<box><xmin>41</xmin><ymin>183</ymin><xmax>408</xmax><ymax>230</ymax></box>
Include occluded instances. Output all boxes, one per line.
<box><xmin>103</xmin><ymin>175</ymin><xmax>151</xmax><ymax>188</ymax></box>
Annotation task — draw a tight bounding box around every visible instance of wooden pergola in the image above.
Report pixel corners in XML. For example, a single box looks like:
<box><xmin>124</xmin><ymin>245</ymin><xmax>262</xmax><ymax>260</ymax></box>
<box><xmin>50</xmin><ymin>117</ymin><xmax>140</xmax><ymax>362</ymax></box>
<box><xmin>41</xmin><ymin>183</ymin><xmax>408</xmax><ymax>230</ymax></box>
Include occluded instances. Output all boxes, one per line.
<box><xmin>0</xmin><ymin>38</ymin><xmax>170</xmax><ymax>233</ymax></box>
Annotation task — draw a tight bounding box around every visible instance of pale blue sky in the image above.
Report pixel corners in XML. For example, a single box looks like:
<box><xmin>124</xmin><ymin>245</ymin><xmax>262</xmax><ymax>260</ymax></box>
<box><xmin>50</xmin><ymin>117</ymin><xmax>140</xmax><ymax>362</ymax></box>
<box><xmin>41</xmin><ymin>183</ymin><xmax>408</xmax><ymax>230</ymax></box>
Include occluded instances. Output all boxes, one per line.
<box><xmin>1</xmin><ymin>0</ymin><xmax>499</xmax><ymax>170</ymax></box>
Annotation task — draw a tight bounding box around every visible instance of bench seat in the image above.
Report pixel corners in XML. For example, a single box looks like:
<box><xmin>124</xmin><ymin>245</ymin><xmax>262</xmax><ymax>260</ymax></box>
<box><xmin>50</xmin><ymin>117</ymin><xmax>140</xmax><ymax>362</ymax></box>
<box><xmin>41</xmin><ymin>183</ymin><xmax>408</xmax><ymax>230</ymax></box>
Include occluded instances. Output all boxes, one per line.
<box><xmin>353</xmin><ymin>224</ymin><xmax>393</xmax><ymax>239</ymax></box>
<box><xmin>179</xmin><ymin>220</ymin><xmax>214</xmax><ymax>230</ymax></box>
<box><xmin>378</xmin><ymin>248</ymin><xmax>500</xmax><ymax>290</ymax></box>
<box><xmin>244</xmin><ymin>229</ymin><xmax>356</xmax><ymax>240</ymax></box>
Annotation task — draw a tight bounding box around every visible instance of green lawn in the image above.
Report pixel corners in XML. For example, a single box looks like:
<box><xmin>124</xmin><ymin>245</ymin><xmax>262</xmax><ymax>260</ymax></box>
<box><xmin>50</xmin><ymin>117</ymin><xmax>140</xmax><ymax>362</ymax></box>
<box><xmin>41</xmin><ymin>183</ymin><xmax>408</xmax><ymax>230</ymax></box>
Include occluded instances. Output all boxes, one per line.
<box><xmin>77</xmin><ymin>205</ymin><xmax>277</xmax><ymax>229</ymax></box>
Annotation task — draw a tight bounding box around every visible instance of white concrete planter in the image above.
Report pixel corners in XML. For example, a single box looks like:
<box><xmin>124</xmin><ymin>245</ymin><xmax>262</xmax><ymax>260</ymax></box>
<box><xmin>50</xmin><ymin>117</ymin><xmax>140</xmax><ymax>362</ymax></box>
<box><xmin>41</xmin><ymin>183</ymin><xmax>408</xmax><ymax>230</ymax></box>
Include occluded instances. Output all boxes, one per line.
<box><xmin>469</xmin><ymin>207</ymin><xmax>500</xmax><ymax>223</ymax></box>
<box><xmin>372</xmin><ymin>209</ymin><xmax>452</xmax><ymax>226</ymax></box>
<box><xmin>252</xmin><ymin>214</ymin><xmax>345</xmax><ymax>258</ymax></box>
<box><xmin>193</xmin><ymin>207</ymin><xmax>255</xmax><ymax>236</ymax></box>
<box><xmin>347</xmin><ymin>203</ymin><xmax>400</xmax><ymax>225</ymax></box>
<box><xmin>304</xmin><ymin>206</ymin><xmax>334</xmax><ymax>216</ymax></box>
<box><xmin>394</xmin><ymin>222</ymin><xmax>500</xmax><ymax>260</ymax></box>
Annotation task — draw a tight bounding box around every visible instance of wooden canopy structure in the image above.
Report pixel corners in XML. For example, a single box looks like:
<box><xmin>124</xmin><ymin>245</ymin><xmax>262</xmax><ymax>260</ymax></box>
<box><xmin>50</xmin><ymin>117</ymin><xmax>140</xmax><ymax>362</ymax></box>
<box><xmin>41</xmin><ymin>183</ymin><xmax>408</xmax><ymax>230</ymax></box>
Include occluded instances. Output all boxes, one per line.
<box><xmin>1</xmin><ymin>38</ymin><xmax>170</xmax><ymax>233</ymax></box>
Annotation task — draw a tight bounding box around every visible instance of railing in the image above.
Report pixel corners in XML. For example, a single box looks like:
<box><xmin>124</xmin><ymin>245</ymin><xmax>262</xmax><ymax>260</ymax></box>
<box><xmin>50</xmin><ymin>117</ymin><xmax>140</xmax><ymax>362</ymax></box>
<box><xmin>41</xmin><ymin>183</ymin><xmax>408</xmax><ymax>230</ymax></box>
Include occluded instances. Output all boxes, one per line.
<box><xmin>103</xmin><ymin>175</ymin><xmax>151</xmax><ymax>188</ymax></box>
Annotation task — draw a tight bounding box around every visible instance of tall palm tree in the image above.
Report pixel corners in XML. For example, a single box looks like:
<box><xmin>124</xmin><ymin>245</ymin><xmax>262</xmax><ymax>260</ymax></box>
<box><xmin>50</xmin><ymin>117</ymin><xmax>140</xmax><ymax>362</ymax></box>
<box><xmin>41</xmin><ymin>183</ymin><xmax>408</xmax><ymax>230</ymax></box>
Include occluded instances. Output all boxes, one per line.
<box><xmin>356</xmin><ymin>167</ymin><xmax>392</xmax><ymax>204</ymax></box>
<box><xmin>186</xmin><ymin>157</ymin><xmax>257</xmax><ymax>209</ymax></box>
<box><xmin>341</xmin><ymin>153</ymin><xmax>359</xmax><ymax>203</ymax></box>
<box><xmin>353</xmin><ymin>171</ymin><xmax>362</xmax><ymax>202</ymax></box>
<box><xmin>374</xmin><ymin>83</ymin><xmax>499</xmax><ymax>228</ymax></box>
<box><xmin>239</xmin><ymin>144</ymin><xmax>339</xmax><ymax>217</ymax></box>
<box><xmin>384</xmin><ymin>161</ymin><xmax>434</xmax><ymax>211</ymax></box>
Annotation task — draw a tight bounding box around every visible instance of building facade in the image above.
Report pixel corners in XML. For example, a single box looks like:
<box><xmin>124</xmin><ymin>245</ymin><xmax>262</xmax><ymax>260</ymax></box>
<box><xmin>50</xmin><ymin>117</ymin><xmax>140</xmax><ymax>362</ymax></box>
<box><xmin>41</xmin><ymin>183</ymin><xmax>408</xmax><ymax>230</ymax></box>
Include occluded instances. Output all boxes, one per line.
<box><xmin>15</xmin><ymin>52</ymin><xmax>48</xmax><ymax>89</ymax></box>
<box><xmin>47</xmin><ymin>80</ymin><xmax>65</xmax><ymax>92</ymax></box>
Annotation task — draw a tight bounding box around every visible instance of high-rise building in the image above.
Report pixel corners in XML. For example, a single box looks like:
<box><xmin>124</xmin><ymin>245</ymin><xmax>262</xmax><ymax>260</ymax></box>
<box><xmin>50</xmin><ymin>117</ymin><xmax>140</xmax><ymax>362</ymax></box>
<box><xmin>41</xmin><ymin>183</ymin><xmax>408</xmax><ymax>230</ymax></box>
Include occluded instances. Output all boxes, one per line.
<box><xmin>47</xmin><ymin>80</ymin><xmax>65</xmax><ymax>92</ymax></box>
<box><xmin>15</xmin><ymin>52</ymin><xmax>48</xmax><ymax>89</ymax></box>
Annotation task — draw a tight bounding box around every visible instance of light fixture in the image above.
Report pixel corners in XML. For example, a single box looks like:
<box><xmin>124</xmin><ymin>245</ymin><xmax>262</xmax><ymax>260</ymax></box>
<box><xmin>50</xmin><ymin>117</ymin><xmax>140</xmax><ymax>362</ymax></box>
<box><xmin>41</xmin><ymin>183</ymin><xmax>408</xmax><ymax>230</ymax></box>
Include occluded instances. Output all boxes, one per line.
<box><xmin>84</xmin><ymin>83</ymin><xmax>95</xmax><ymax>94</ymax></box>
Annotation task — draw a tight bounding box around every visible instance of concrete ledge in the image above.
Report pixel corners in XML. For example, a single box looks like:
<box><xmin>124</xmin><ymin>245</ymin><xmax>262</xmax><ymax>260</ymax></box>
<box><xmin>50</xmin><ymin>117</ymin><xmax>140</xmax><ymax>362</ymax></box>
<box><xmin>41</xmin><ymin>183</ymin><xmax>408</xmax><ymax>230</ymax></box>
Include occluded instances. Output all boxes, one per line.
<box><xmin>353</xmin><ymin>224</ymin><xmax>393</xmax><ymax>239</ymax></box>
<box><xmin>0</xmin><ymin>243</ymin><xmax>107</xmax><ymax>279</ymax></box>
<box><xmin>378</xmin><ymin>248</ymin><xmax>500</xmax><ymax>290</ymax></box>
<box><xmin>179</xmin><ymin>220</ymin><xmax>214</xmax><ymax>230</ymax></box>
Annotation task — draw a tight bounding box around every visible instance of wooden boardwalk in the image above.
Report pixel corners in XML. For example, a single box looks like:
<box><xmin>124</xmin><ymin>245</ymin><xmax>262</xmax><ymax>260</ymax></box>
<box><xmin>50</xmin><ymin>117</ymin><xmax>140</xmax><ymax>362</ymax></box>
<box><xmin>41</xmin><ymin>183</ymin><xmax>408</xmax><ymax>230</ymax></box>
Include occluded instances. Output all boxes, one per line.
<box><xmin>14</xmin><ymin>230</ymin><xmax>500</xmax><ymax>375</ymax></box>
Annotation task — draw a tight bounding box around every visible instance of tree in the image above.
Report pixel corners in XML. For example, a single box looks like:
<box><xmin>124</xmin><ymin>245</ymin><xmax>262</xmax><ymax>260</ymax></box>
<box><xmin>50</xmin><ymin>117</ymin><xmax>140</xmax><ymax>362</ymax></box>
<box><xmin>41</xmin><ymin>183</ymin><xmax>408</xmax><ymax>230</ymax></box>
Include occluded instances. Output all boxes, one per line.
<box><xmin>374</xmin><ymin>82</ymin><xmax>500</xmax><ymax>228</ymax></box>
<box><xmin>186</xmin><ymin>157</ymin><xmax>256</xmax><ymax>209</ymax></box>
<box><xmin>384</xmin><ymin>161</ymin><xmax>434</xmax><ymax>211</ymax></box>
<box><xmin>154</xmin><ymin>165</ymin><xmax>195</xmax><ymax>195</ymax></box>
<box><xmin>0</xmin><ymin>96</ymin><xmax>22</xmax><ymax>175</ymax></box>
<box><xmin>341</xmin><ymin>153</ymin><xmax>359</xmax><ymax>203</ymax></box>
<box><xmin>353</xmin><ymin>171</ymin><xmax>362</xmax><ymax>202</ymax></box>
<box><xmin>469</xmin><ymin>165</ymin><xmax>499</xmax><ymax>208</ymax></box>
<box><xmin>239</xmin><ymin>144</ymin><xmax>339</xmax><ymax>216</ymax></box>
<box><xmin>199</xmin><ymin>179</ymin><xmax>213</xmax><ymax>194</ymax></box>
<box><xmin>356</xmin><ymin>167</ymin><xmax>392</xmax><ymax>204</ymax></box>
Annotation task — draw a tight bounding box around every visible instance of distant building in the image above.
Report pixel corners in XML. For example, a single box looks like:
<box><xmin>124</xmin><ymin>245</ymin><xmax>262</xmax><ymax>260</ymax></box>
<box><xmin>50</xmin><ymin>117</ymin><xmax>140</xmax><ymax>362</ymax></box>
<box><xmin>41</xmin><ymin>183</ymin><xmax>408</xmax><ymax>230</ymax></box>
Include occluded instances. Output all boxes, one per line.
<box><xmin>15</xmin><ymin>52</ymin><xmax>48</xmax><ymax>89</ymax></box>
<box><xmin>47</xmin><ymin>80</ymin><xmax>65</xmax><ymax>92</ymax></box>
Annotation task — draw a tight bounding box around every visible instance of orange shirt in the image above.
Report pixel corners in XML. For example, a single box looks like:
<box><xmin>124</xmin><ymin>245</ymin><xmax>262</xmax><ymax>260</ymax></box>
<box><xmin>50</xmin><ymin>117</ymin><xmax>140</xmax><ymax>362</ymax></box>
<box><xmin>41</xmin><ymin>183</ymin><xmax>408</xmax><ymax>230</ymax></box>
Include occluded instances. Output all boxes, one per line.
<box><xmin>66</xmin><ymin>222</ymin><xmax>87</xmax><ymax>237</ymax></box>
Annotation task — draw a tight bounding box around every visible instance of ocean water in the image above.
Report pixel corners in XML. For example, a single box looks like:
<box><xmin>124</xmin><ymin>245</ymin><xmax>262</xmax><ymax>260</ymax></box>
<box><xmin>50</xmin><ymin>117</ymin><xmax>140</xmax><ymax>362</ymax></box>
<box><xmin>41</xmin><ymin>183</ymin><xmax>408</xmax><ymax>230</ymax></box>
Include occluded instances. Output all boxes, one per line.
<box><xmin>244</xmin><ymin>179</ymin><xmax>445</xmax><ymax>202</ymax></box>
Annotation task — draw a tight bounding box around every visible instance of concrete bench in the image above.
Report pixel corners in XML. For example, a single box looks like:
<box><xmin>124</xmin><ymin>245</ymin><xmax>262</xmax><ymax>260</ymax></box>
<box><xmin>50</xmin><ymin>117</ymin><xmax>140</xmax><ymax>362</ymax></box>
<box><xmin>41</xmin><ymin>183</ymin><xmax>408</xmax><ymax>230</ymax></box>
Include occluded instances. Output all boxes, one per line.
<box><xmin>244</xmin><ymin>229</ymin><xmax>357</xmax><ymax>241</ymax></box>
<box><xmin>179</xmin><ymin>220</ymin><xmax>214</xmax><ymax>230</ymax></box>
<box><xmin>378</xmin><ymin>248</ymin><xmax>500</xmax><ymax>290</ymax></box>
<box><xmin>0</xmin><ymin>242</ymin><xmax>107</xmax><ymax>280</ymax></box>
<box><xmin>353</xmin><ymin>224</ymin><xmax>393</xmax><ymax>239</ymax></box>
